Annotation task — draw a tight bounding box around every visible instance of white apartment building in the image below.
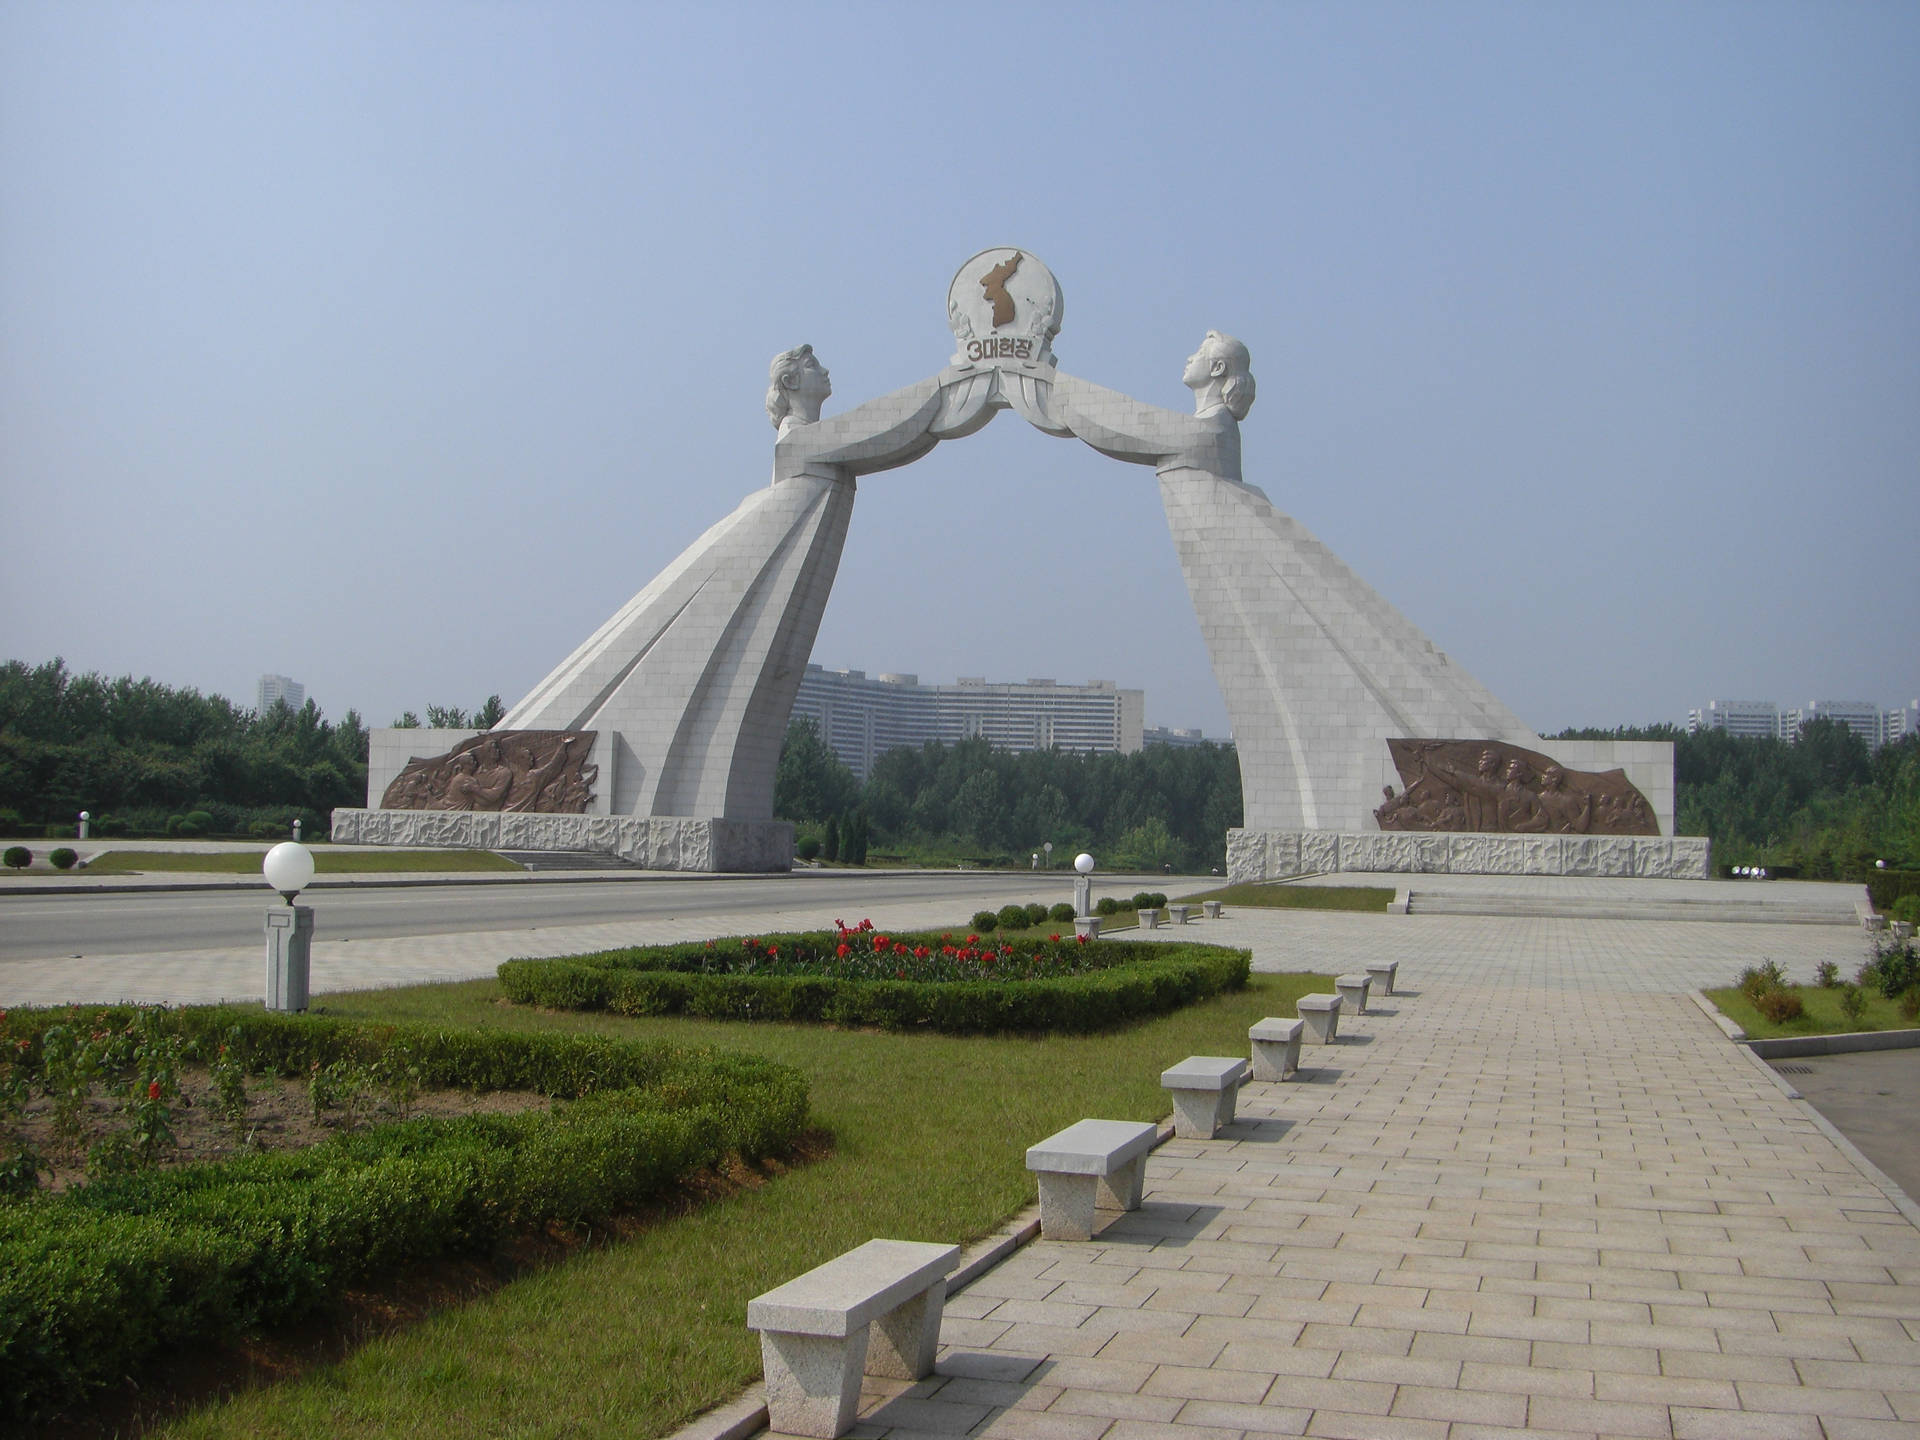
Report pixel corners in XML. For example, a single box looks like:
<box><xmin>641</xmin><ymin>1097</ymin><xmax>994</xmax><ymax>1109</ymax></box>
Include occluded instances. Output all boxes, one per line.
<box><xmin>789</xmin><ymin>666</ymin><xmax>1145</xmax><ymax>780</ymax></box>
<box><xmin>1686</xmin><ymin>699</ymin><xmax>1782</xmax><ymax>740</ymax></box>
<box><xmin>1687</xmin><ymin>697</ymin><xmax>1918</xmax><ymax>750</ymax></box>
<box><xmin>257</xmin><ymin>673</ymin><xmax>305</xmax><ymax>713</ymax></box>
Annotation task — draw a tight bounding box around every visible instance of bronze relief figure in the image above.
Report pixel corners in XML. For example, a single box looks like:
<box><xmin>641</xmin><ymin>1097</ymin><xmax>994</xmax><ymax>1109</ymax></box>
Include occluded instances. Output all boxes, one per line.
<box><xmin>1375</xmin><ymin>739</ymin><xmax>1655</xmax><ymax>836</ymax></box>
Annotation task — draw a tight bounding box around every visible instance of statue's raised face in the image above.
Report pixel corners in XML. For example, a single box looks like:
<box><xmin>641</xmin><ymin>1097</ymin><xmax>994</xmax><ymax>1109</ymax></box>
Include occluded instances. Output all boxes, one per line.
<box><xmin>1183</xmin><ymin>336</ymin><xmax>1227</xmax><ymax>390</ymax></box>
<box><xmin>787</xmin><ymin>349</ymin><xmax>832</xmax><ymax>408</ymax></box>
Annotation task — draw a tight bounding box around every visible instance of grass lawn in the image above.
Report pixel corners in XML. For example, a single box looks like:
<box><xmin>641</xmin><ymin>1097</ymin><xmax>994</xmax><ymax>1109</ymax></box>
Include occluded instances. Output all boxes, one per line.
<box><xmin>1703</xmin><ymin>985</ymin><xmax>1920</xmax><ymax>1040</ymax></box>
<box><xmin>146</xmin><ymin>965</ymin><xmax>1328</xmax><ymax>1439</ymax></box>
<box><xmin>1180</xmin><ymin>881</ymin><xmax>1397</xmax><ymax>913</ymax></box>
<box><xmin>79</xmin><ymin>849</ymin><xmax>525</xmax><ymax>876</ymax></box>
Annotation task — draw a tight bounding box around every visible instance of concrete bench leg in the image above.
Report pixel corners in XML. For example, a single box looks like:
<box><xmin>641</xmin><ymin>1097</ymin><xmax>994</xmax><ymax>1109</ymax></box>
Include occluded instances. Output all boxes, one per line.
<box><xmin>1098</xmin><ymin>1153</ymin><xmax>1146</xmax><ymax>1212</ymax></box>
<box><xmin>868</xmin><ymin>1279</ymin><xmax>947</xmax><ymax>1379</ymax></box>
<box><xmin>1036</xmin><ymin>1171</ymin><xmax>1099</xmax><ymax>1241</ymax></box>
<box><xmin>1300</xmin><ymin>1007</ymin><xmax>1339</xmax><ymax>1044</ymax></box>
<box><xmin>761</xmin><ymin>1327</ymin><xmax>871</xmax><ymax>1438</ymax></box>
<box><xmin>1169</xmin><ymin>1087</ymin><xmax>1232</xmax><ymax>1139</ymax></box>
<box><xmin>1250</xmin><ymin>1032</ymin><xmax>1301</xmax><ymax>1081</ymax></box>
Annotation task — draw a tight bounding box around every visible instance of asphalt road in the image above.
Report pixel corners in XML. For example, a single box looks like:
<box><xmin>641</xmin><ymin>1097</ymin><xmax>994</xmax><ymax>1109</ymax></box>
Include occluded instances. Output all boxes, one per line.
<box><xmin>1773</xmin><ymin>1049</ymin><xmax>1920</xmax><ymax>1206</ymax></box>
<box><xmin>0</xmin><ymin>872</ymin><xmax>1088</xmax><ymax>963</ymax></box>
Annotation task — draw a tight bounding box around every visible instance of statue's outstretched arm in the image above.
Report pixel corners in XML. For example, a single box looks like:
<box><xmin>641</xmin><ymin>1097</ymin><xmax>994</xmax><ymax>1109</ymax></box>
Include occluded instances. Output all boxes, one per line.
<box><xmin>803</xmin><ymin>376</ymin><xmax>947</xmax><ymax>476</ymax></box>
<box><xmin>1040</xmin><ymin>371</ymin><xmax>1195</xmax><ymax>467</ymax></box>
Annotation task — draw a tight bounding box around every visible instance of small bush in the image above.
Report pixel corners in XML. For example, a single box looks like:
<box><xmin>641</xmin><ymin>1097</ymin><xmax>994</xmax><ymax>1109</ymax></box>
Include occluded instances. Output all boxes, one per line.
<box><xmin>1815</xmin><ymin>961</ymin><xmax>1840</xmax><ymax>988</ymax></box>
<box><xmin>1838</xmin><ymin>985</ymin><xmax>1868</xmax><ymax>1024</ymax></box>
<box><xmin>1023</xmin><ymin>903</ymin><xmax>1048</xmax><ymax>926</ymax></box>
<box><xmin>1892</xmin><ymin>895</ymin><xmax>1920</xmax><ymax>925</ymax></box>
<box><xmin>1147</xmin><ymin>892</ymin><xmax>1167</xmax><ymax>909</ymax></box>
<box><xmin>970</xmin><ymin>910</ymin><xmax>998</xmax><ymax>933</ymax></box>
<box><xmin>796</xmin><ymin>837</ymin><xmax>821</xmax><ymax>862</ymax></box>
<box><xmin>3</xmin><ymin>846</ymin><xmax>29</xmax><ymax>871</ymax></box>
<box><xmin>1754</xmin><ymin>988</ymin><xmax>1804</xmax><ymax>1023</ymax></box>
<box><xmin>1048</xmin><ymin>902</ymin><xmax>1076</xmax><ymax>923</ymax></box>
<box><xmin>996</xmin><ymin>904</ymin><xmax>1029</xmax><ymax>930</ymax></box>
<box><xmin>1870</xmin><ymin>939</ymin><xmax>1919</xmax><ymax>999</ymax></box>
<box><xmin>1736</xmin><ymin>960</ymin><xmax>1788</xmax><ymax>1001</ymax></box>
<box><xmin>49</xmin><ymin>848</ymin><xmax>78</xmax><ymax>871</ymax></box>
<box><xmin>1095</xmin><ymin>896</ymin><xmax>1120</xmax><ymax>916</ymax></box>
<box><xmin>1132</xmin><ymin>892</ymin><xmax>1156</xmax><ymax>910</ymax></box>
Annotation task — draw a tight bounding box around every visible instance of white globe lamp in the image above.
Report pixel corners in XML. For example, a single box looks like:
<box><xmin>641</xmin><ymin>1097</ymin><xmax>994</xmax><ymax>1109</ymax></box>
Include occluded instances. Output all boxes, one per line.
<box><xmin>264</xmin><ymin>841</ymin><xmax>316</xmax><ymax>905</ymax></box>
<box><xmin>1074</xmin><ymin>852</ymin><xmax>1095</xmax><ymax>875</ymax></box>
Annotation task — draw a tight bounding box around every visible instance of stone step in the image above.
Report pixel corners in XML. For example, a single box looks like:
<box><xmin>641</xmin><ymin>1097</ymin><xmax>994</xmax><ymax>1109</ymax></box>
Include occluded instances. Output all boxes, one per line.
<box><xmin>495</xmin><ymin>849</ymin><xmax>638</xmax><ymax>872</ymax></box>
<box><xmin>1405</xmin><ymin>892</ymin><xmax>1856</xmax><ymax>925</ymax></box>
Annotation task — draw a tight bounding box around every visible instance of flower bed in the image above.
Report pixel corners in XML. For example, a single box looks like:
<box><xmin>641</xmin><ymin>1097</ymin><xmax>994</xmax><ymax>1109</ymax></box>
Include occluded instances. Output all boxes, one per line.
<box><xmin>0</xmin><ymin>1006</ymin><xmax>808</xmax><ymax>1426</ymax></box>
<box><xmin>499</xmin><ymin>920</ymin><xmax>1252</xmax><ymax>1034</ymax></box>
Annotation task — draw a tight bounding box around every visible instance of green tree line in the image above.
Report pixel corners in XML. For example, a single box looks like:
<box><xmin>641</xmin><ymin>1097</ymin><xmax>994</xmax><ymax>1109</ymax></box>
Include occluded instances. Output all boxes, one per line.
<box><xmin>0</xmin><ymin>659</ymin><xmax>371</xmax><ymax>838</ymax></box>
<box><xmin>774</xmin><ymin>719</ymin><xmax>1244</xmax><ymax>871</ymax></box>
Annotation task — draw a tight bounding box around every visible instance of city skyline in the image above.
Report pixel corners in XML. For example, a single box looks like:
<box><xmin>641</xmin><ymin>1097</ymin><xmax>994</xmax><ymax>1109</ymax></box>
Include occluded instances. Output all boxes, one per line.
<box><xmin>4</xmin><ymin>5</ymin><xmax>1915</xmax><ymax>740</ymax></box>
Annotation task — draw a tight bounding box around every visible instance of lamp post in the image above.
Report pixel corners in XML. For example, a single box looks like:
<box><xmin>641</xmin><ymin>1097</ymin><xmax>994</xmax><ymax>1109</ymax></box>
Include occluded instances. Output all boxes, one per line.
<box><xmin>1072</xmin><ymin>853</ymin><xmax>1098</xmax><ymax>939</ymax></box>
<box><xmin>262</xmin><ymin>841</ymin><xmax>317</xmax><ymax>1013</ymax></box>
<box><xmin>77</xmin><ymin>810</ymin><xmax>90</xmax><ymax>840</ymax></box>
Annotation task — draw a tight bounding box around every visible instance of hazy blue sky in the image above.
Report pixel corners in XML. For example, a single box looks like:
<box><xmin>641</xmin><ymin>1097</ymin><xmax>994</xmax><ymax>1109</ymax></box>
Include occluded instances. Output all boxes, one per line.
<box><xmin>4</xmin><ymin>2</ymin><xmax>1915</xmax><ymax>739</ymax></box>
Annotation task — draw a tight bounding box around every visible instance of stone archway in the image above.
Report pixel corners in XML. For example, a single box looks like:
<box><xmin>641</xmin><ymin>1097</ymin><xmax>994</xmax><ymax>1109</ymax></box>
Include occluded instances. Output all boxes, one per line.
<box><xmin>334</xmin><ymin>249</ymin><xmax>1697</xmax><ymax>879</ymax></box>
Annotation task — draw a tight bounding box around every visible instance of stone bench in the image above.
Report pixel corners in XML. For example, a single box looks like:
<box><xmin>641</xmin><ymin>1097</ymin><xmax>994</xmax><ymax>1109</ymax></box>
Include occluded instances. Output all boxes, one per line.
<box><xmin>1895</xmin><ymin>920</ymin><xmax>1915</xmax><ymax>941</ymax></box>
<box><xmin>1202</xmin><ymin>900</ymin><xmax>1224</xmax><ymax>919</ymax></box>
<box><xmin>1335</xmin><ymin>973</ymin><xmax>1372</xmax><ymax>1015</ymax></box>
<box><xmin>1249</xmin><ymin>1016</ymin><xmax>1304</xmax><ymax>1081</ymax></box>
<box><xmin>1161</xmin><ymin>1055</ymin><xmax>1249</xmax><ymax>1138</ymax></box>
<box><xmin>1168</xmin><ymin>903</ymin><xmax>1193</xmax><ymax>924</ymax></box>
<box><xmin>1297</xmin><ymin>992</ymin><xmax>1342</xmax><ymax>1044</ymax></box>
<box><xmin>1025</xmin><ymin>1118</ymin><xmax>1160</xmax><ymax>1240</ymax></box>
<box><xmin>1139</xmin><ymin>907</ymin><xmax>1162</xmax><ymax>929</ymax></box>
<box><xmin>1365</xmin><ymin>960</ymin><xmax>1398</xmax><ymax>996</ymax></box>
<box><xmin>747</xmin><ymin>1238</ymin><xmax>961</xmax><ymax>1438</ymax></box>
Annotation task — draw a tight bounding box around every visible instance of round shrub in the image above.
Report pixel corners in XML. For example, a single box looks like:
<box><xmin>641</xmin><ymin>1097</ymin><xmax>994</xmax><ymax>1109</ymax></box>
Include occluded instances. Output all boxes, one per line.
<box><xmin>3</xmin><ymin>846</ymin><xmax>29</xmax><ymax>870</ymax></box>
<box><xmin>796</xmin><ymin>837</ymin><xmax>822</xmax><ymax>862</ymax></box>
<box><xmin>1132</xmin><ymin>892</ymin><xmax>1156</xmax><ymax>910</ymax></box>
<box><xmin>49</xmin><ymin>848</ymin><xmax>78</xmax><ymax>871</ymax></box>
<box><xmin>1754</xmin><ymin>988</ymin><xmax>1804</xmax><ymax>1023</ymax></box>
<box><xmin>970</xmin><ymin>910</ymin><xmax>999</xmax><ymax>933</ymax></box>
<box><xmin>1147</xmin><ymin>893</ymin><xmax>1167</xmax><ymax>909</ymax></box>
<box><xmin>1024</xmin><ymin>903</ymin><xmax>1048</xmax><ymax>926</ymax></box>
<box><xmin>1096</xmin><ymin>896</ymin><xmax>1120</xmax><ymax>916</ymax></box>
<box><xmin>1049</xmin><ymin>902</ymin><xmax>1075</xmax><ymax>923</ymax></box>
<box><xmin>996</xmin><ymin>904</ymin><xmax>1029</xmax><ymax>931</ymax></box>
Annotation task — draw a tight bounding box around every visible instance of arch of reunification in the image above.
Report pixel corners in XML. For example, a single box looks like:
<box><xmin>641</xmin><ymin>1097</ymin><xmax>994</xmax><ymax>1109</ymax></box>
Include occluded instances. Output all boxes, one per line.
<box><xmin>332</xmin><ymin>249</ymin><xmax>1705</xmax><ymax>879</ymax></box>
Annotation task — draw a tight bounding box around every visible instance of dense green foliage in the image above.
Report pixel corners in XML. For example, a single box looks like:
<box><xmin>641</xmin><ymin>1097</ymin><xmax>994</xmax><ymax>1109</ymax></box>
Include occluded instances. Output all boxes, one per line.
<box><xmin>0</xmin><ymin>1006</ymin><xmax>808</xmax><ymax>1425</ymax></box>
<box><xmin>0</xmin><ymin>659</ymin><xmax>370</xmax><ymax>837</ymax></box>
<box><xmin>499</xmin><ymin>931</ymin><xmax>1251</xmax><ymax>1033</ymax></box>
<box><xmin>774</xmin><ymin>719</ymin><xmax>1242</xmax><ymax>870</ymax></box>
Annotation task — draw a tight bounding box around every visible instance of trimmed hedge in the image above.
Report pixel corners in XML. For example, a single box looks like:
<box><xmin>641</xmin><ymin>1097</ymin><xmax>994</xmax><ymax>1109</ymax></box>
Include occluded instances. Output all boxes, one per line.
<box><xmin>499</xmin><ymin>934</ymin><xmax>1252</xmax><ymax>1035</ymax></box>
<box><xmin>1868</xmin><ymin>869</ymin><xmax>1920</xmax><ymax>912</ymax></box>
<box><xmin>0</xmin><ymin>1009</ymin><xmax>808</xmax><ymax>1425</ymax></box>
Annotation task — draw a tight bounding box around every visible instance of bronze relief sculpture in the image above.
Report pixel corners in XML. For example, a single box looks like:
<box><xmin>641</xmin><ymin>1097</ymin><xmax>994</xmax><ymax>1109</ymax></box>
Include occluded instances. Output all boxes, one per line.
<box><xmin>1375</xmin><ymin>739</ymin><xmax>1655</xmax><ymax>836</ymax></box>
<box><xmin>381</xmin><ymin>731</ymin><xmax>598</xmax><ymax>814</ymax></box>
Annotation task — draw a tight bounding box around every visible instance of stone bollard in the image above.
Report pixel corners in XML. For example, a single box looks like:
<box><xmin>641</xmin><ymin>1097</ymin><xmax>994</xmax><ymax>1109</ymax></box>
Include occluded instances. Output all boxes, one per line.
<box><xmin>1202</xmin><ymin>900</ymin><xmax>1223</xmax><ymax>919</ymax></box>
<box><xmin>1073</xmin><ymin>915</ymin><xmax>1101</xmax><ymax>940</ymax></box>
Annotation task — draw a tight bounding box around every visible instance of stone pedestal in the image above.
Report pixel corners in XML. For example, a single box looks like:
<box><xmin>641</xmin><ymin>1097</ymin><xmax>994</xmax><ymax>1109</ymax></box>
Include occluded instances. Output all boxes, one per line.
<box><xmin>327</xmin><ymin>809</ymin><xmax>792</xmax><ymax>873</ymax></box>
<box><xmin>1228</xmin><ymin>829</ymin><xmax>1711</xmax><ymax>883</ymax></box>
<box><xmin>264</xmin><ymin>906</ymin><xmax>314</xmax><ymax>1012</ymax></box>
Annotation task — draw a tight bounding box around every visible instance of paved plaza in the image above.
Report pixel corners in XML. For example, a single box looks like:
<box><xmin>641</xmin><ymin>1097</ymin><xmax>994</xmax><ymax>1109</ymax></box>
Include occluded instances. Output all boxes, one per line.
<box><xmin>844</xmin><ymin>903</ymin><xmax>1918</xmax><ymax>1440</ymax></box>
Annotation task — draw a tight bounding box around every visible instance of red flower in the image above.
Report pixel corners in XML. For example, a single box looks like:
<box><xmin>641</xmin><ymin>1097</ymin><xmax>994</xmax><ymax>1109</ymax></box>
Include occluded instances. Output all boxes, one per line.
<box><xmin>874</xmin><ymin>934</ymin><xmax>889</xmax><ymax>948</ymax></box>
<box><xmin>1050</xmin><ymin>934</ymin><xmax>1061</xmax><ymax>942</ymax></box>
<box><xmin>1076</xmin><ymin>934</ymin><xmax>1090</xmax><ymax>945</ymax></box>
<box><xmin>966</xmin><ymin>934</ymin><xmax>979</xmax><ymax>945</ymax></box>
<box><xmin>767</xmin><ymin>944</ymin><xmax>778</xmax><ymax>956</ymax></box>
<box><xmin>913</xmin><ymin>946</ymin><xmax>927</xmax><ymax>959</ymax></box>
<box><xmin>836</xmin><ymin>943</ymin><xmax>850</xmax><ymax>957</ymax></box>
<box><xmin>147</xmin><ymin>1081</ymin><xmax>161</xmax><ymax>1100</ymax></box>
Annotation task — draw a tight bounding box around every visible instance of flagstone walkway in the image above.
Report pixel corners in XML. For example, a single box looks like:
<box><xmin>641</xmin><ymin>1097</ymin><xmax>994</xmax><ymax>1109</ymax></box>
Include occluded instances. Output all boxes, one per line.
<box><xmin>842</xmin><ymin>909</ymin><xmax>1919</xmax><ymax>1440</ymax></box>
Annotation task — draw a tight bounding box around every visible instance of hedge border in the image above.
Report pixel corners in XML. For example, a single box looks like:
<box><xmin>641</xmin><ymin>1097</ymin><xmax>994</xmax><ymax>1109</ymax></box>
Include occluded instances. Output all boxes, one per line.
<box><xmin>0</xmin><ymin>1008</ymin><xmax>808</xmax><ymax>1425</ymax></box>
<box><xmin>499</xmin><ymin>935</ymin><xmax>1252</xmax><ymax>1034</ymax></box>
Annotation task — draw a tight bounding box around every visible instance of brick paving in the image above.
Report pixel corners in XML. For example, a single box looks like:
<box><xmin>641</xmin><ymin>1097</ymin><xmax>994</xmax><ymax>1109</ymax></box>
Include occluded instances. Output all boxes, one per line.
<box><xmin>838</xmin><ymin>907</ymin><xmax>1920</xmax><ymax>1439</ymax></box>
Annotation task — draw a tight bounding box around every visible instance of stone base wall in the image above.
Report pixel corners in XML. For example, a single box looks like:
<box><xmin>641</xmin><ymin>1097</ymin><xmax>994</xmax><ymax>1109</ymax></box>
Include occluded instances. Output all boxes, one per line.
<box><xmin>327</xmin><ymin>809</ymin><xmax>792</xmax><ymax>873</ymax></box>
<box><xmin>1227</xmin><ymin>829</ymin><xmax>1711</xmax><ymax>883</ymax></box>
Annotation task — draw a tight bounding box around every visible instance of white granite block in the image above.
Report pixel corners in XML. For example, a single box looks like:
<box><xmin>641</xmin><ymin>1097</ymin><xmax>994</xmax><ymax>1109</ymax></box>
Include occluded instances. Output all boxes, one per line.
<box><xmin>1249</xmin><ymin>1016</ymin><xmax>1304</xmax><ymax>1080</ymax></box>
<box><xmin>1335</xmin><ymin>972</ymin><xmax>1372</xmax><ymax>1015</ymax></box>
<box><xmin>1297</xmin><ymin>993</ymin><xmax>1342</xmax><ymax>1044</ymax></box>
<box><xmin>1161</xmin><ymin>1056</ymin><xmax>1249</xmax><ymax>1138</ymax></box>
<box><xmin>1365</xmin><ymin>961</ymin><xmax>1398</xmax><ymax>995</ymax></box>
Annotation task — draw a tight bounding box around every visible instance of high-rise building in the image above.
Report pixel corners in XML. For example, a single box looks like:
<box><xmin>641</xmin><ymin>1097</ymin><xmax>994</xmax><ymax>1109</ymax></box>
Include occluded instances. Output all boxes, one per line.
<box><xmin>1802</xmin><ymin>699</ymin><xmax>1882</xmax><ymax>748</ymax></box>
<box><xmin>1881</xmin><ymin>701</ymin><xmax>1920</xmax><ymax>748</ymax></box>
<box><xmin>257</xmin><ymin>674</ymin><xmax>305</xmax><ymax>713</ymax></box>
<box><xmin>789</xmin><ymin>666</ymin><xmax>1145</xmax><ymax>780</ymax></box>
<box><xmin>1686</xmin><ymin>700</ymin><xmax>1781</xmax><ymax>740</ymax></box>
